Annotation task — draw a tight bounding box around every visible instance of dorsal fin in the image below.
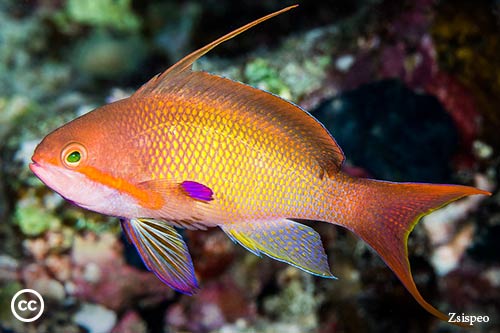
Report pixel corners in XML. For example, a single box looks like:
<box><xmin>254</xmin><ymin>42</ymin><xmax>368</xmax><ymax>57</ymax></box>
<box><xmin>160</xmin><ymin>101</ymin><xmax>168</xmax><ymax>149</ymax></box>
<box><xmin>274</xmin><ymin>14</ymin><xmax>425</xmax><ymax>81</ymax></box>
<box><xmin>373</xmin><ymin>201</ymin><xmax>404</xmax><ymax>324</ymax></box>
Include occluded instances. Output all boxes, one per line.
<box><xmin>143</xmin><ymin>70</ymin><xmax>345</xmax><ymax>175</ymax></box>
<box><xmin>134</xmin><ymin>5</ymin><xmax>298</xmax><ymax>96</ymax></box>
<box><xmin>132</xmin><ymin>4</ymin><xmax>344</xmax><ymax>174</ymax></box>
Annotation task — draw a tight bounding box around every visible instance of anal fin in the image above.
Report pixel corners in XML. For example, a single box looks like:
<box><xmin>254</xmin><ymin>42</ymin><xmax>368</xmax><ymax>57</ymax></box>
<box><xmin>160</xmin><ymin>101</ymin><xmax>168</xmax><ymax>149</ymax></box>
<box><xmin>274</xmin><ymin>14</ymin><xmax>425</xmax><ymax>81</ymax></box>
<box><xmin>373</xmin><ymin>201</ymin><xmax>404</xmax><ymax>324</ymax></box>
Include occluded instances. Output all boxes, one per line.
<box><xmin>221</xmin><ymin>219</ymin><xmax>335</xmax><ymax>278</ymax></box>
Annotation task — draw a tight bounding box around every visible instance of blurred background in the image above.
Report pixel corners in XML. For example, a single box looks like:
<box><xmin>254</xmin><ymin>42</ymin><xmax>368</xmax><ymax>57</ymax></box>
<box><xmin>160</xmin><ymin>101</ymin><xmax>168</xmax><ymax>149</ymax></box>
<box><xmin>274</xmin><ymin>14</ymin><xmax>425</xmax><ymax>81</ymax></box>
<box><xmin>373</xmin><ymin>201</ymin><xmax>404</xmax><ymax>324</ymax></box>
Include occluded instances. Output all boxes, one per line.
<box><xmin>0</xmin><ymin>0</ymin><xmax>499</xmax><ymax>332</ymax></box>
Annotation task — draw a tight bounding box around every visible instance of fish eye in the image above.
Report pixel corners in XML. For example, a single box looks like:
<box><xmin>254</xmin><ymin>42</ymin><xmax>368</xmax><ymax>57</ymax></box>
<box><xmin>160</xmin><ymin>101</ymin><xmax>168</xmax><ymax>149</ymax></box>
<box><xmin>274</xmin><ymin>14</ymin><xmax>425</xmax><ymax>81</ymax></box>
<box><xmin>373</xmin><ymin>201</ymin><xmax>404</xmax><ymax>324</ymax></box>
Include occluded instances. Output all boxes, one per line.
<box><xmin>67</xmin><ymin>151</ymin><xmax>81</xmax><ymax>163</ymax></box>
<box><xmin>61</xmin><ymin>143</ymin><xmax>87</xmax><ymax>168</ymax></box>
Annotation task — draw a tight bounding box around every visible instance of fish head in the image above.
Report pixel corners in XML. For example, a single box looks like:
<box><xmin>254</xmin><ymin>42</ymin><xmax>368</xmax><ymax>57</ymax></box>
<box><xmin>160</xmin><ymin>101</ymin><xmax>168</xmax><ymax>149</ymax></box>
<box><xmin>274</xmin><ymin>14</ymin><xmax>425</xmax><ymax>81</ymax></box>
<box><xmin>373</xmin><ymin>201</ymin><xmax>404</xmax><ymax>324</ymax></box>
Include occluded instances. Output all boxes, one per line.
<box><xmin>30</xmin><ymin>103</ymin><xmax>141</xmax><ymax>217</ymax></box>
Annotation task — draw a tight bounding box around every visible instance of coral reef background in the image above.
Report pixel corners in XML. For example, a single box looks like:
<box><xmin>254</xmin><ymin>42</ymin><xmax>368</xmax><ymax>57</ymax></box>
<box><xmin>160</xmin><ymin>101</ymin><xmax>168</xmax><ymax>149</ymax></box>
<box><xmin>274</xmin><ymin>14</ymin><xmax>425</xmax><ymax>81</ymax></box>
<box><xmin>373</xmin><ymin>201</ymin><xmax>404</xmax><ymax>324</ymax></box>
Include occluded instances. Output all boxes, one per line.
<box><xmin>0</xmin><ymin>0</ymin><xmax>499</xmax><ymax>332</ymax></box>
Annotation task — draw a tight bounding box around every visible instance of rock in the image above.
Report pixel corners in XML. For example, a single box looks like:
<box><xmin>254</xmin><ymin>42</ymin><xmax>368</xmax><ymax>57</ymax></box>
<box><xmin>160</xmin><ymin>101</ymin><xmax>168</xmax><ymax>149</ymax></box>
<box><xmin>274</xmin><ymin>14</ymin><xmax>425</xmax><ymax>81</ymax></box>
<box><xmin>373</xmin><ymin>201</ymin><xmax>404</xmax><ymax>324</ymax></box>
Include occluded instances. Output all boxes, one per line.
<box><xmin>70</xmin><ymin>232</ymin><xmax>174</xmax><ymax>311</ymax></box>
<box><xmin>59</xmin><ymin>0</ymin><xmax>141</xmax><ymax>32</ymax></box>
<box><xmin>185</xmin><ymin>228</ymin><xmax>235</xmax><ymax>280</ymax></box>
<box><xmin>45</xmin><ymin>254</ymin><xmax>72</xmax><ymax>281</ymax></box>
<box><xmin>32</xmin><ymin>278</ymin><xmax>66</xmax><ymax>302</ymax></box>
<box><xmin>313</xmin><ymin>79</ymin><xmax>459</xmax><ymax>183</ymax></box>
<box><xmin>14</xmin><ymin>192</ymin><xmax>61</xmax><ymax>236</ymax></box>
<box><xmin>165</xmin><ymin>277</ymin><xmax>256</xmax><ymax>332</ymax></box>
<box><xmin>0</xmin><ymin>255</ymin><xmax>19</xmax><ymax>282</ymax></box>
<box><xmin>430</xmin><ymin>224</ymin><xmax>475</xmax><ymax>276</ymax></box>
<box><xmin>72</xmin><ymin>32</ymin><xmax>147</xmax><ymax>79</ymax></box>
<box><xmin>71</xmin><ymin>233</ymin><xmax>121</xmax><ymax>267</ymax></box>
<box><xmin>335</xmin><ymin>55</ymin><xmax>355</xmax><ymax>72</ymax></box>
<box><xmin>111</xmin><ymin>311</ymin><xmax>147</xmax><ymax>333</ymax></box>
<box><xmin>263</xmin><ymin>269</ymin><xmax>320</xmax><ymax>332</ymax></box>
<box><xmin>73</xmin><ymin>303</ymin><xmax>117</xmax><ymax>333</ymax></box>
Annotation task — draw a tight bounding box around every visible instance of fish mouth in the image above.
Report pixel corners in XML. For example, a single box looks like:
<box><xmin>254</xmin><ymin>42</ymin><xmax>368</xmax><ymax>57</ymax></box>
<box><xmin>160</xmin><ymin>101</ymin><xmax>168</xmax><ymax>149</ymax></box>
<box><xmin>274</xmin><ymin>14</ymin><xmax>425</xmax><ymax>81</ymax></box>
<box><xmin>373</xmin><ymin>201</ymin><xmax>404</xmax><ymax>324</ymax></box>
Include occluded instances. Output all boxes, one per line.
<box><xmin>29</xmin><ymin>161</ymin><xmax>39</xmax><ymax>173</ymax></box>
<box><xmin>28</xmin><ymin>159</ymin><xmax>95</xmax><ymax>209</ymax></box>
<box><xmin>29</xmin><ymin>158</ymin><xmax>55</xmax><ymax>183</ymax></box>
<box><xmin>29</xmin><ymin>159</ymin><xmax>42</xmax><ymax>175</ymax></box>
<box><xmin>28</xmin><ymin>160</ymin><xmax>88</xmax><ymax>208</ymax></box>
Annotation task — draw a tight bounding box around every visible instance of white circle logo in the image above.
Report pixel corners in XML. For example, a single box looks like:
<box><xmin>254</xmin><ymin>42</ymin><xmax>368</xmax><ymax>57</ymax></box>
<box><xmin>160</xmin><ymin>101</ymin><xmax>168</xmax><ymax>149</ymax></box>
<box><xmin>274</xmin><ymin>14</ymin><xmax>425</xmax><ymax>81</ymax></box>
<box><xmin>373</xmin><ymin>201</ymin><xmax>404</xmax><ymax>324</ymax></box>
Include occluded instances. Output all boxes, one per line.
<box><xmin>10</xmin><ymin>289</ymin><xmax>44</xmax><ymax>322</ymax></box>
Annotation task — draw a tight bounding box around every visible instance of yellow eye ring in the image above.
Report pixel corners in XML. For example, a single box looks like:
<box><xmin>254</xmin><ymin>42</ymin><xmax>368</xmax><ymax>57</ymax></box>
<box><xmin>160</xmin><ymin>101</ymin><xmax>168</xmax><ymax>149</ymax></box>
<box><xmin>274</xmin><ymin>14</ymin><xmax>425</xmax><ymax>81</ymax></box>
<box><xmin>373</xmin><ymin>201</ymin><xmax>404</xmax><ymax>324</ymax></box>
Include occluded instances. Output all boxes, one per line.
<box><xmin>61</xmin><ymin>143</ymin><xmax>87</xmax><ymax>168</ymax></box>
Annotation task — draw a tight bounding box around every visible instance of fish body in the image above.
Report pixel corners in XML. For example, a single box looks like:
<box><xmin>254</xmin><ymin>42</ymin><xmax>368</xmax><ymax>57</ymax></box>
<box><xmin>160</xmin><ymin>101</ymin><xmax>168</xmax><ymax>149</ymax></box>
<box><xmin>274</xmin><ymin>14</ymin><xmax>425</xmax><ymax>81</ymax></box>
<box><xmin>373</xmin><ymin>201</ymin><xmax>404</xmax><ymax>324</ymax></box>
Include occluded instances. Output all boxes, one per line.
<box><xmin>30</xmin><ymin>6</ymin><xmax>489</xmax><ymax>326</ymax></box>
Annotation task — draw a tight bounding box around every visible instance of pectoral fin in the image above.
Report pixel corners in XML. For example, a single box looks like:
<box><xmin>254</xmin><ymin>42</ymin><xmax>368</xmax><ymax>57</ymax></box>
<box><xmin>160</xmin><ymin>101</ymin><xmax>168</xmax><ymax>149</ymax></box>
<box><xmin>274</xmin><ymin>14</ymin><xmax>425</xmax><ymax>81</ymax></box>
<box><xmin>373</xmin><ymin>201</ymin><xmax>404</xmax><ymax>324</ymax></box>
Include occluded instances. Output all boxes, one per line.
<box><xmin>139</xmin><ymin>179</ymin><xmax>214</xmax><ymax>202</ymax></box>
<box><xmin>121</xmin><ymin>218</ymin><xmax>199</xmax><ymax>294</ymax></box>
<box><xmin>221</xmin><ymin>219</ymin><xmax>335</xmax><ymax>278</ymax></box>
<box><xmin>180</xmin><ymin>181</ymin><xmax>214</xmax><ymax>201</ymax></box>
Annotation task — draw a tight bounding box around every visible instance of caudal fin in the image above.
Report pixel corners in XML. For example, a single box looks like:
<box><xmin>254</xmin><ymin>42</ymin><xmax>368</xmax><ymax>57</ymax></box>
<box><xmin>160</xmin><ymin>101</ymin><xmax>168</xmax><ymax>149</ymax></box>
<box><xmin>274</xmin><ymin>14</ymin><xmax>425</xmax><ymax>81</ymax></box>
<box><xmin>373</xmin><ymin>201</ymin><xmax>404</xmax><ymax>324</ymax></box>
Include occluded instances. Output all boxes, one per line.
<box><xmin>348</xmin><ymin>179</ymin><xmax>490</xmax><ymax>326</ymax></box>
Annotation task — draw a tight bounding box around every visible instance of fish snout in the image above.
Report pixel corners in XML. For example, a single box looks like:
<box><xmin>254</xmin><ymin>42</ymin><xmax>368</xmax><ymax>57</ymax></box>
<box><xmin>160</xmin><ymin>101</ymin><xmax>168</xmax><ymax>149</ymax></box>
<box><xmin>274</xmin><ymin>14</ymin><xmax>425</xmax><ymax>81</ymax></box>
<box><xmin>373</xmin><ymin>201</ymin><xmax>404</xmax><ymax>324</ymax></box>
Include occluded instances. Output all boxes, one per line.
<box><xmin>29</xmin><ymin>160</ymin><xmax>41</xmax><ymax>175</ymax></box>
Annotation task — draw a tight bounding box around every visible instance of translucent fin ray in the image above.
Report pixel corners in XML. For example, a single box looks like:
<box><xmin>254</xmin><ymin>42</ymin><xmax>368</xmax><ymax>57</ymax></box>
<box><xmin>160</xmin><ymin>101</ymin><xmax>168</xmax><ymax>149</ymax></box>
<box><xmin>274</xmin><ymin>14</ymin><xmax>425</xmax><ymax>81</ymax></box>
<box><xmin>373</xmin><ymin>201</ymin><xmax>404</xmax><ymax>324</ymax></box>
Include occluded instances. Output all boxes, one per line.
<box><xmin>121</xmin><ymin>218</ymin><xmax>199</xmax><ymax>294</ymax></box>
<box><xmin>221</xmin><ymin>218</ymin><xmax>335</xmax><ymax>278</ymax></box>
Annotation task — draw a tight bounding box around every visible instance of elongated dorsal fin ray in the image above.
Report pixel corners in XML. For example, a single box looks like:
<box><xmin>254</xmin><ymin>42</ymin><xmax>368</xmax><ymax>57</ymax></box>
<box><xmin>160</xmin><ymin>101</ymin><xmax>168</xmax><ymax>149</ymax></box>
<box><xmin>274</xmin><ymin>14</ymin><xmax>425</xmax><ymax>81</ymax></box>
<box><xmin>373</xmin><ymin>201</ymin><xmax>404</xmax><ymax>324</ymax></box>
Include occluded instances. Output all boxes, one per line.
<box><xmin>132</xmin><ymin>4</ymin><xmax>344</xmax><ymax>173</ymax></box>
<box><xmin>134</xmin><ymin>5</ymin><xmax>298</xmax><ymax>96</ymax></box>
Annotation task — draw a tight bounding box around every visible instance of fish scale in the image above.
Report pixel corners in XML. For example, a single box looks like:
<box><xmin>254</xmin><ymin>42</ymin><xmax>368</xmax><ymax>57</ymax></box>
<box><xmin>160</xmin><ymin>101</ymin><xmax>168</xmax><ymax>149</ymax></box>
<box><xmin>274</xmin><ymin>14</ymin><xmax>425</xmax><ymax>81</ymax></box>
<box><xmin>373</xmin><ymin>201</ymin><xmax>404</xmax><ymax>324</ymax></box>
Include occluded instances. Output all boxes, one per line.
<box><xmin>128</xmin><ymin>96</ymin><xmax>329</xmax><ymax>222</ymax></box>
<box><xmin>30</xmin><ymin>6</ymin><xmax>489</xmax><ymax>326</ymax></box>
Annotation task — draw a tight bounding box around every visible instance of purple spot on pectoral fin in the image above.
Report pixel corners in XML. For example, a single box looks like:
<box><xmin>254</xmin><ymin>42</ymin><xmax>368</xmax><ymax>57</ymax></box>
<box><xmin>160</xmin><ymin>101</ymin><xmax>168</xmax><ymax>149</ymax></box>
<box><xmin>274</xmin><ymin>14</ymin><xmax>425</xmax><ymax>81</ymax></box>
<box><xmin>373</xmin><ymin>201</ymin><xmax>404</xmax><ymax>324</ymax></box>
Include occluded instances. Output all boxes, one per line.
<box><xmin>181</xmin><ymin>181</ymin><xmax>214</xmax><ymax>201</ymax></box>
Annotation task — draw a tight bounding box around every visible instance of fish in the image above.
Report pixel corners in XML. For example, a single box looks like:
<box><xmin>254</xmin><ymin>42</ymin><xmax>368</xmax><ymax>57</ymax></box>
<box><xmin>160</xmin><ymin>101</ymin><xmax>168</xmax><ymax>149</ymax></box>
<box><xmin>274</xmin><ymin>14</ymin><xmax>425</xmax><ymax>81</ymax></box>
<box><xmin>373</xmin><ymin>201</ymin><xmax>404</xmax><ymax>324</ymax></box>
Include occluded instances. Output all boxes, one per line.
<box><xmin>30</xmin><ymin>5</ymin><xmax>490</xmax><ymax>326</ymax></box>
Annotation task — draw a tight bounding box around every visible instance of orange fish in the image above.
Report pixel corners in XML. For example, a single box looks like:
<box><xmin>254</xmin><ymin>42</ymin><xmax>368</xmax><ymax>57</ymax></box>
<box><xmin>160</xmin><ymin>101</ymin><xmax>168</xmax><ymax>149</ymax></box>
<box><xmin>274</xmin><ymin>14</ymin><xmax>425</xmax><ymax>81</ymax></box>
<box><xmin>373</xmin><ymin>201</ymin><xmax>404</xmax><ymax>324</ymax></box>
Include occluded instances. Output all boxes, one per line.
<box><xmin>30</xmin><ymin>5</ymin><xmax>489</xmax><ymax>325</ymax></box>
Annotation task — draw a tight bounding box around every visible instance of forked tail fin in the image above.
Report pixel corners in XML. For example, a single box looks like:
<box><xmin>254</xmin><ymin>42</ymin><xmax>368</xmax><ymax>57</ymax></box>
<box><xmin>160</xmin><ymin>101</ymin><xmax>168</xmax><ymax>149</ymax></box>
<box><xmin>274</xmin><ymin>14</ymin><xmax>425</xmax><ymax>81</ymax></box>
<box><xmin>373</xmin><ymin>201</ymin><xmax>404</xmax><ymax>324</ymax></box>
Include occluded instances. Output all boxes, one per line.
<box><xmin>347</xmin><ymin>179</ymin><xmax>490</xmax><ymax>326</ymax></box>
